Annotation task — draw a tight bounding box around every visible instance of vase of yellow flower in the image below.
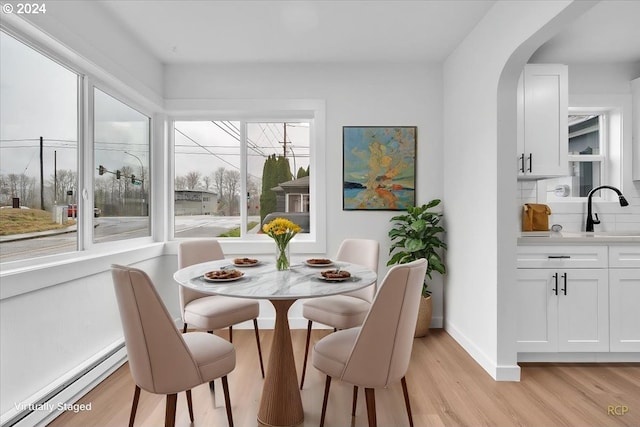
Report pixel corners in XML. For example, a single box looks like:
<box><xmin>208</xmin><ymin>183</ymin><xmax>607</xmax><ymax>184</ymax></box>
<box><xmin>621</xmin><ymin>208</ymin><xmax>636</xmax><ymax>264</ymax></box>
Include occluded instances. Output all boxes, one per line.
<box><xmin>262</xmin><ymin>217</ymin><xmax>301</xmax><ymax>270</ymax></box>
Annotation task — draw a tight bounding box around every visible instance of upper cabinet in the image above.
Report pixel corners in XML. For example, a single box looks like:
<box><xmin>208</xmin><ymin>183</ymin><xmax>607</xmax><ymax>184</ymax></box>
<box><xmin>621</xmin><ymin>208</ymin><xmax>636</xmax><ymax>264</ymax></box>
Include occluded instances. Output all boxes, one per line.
<box><xmin>517</xmin><ymin>64</ymin><xmax>569</xmax><ymax>179</ymax></box>
<box><xmin>633</xmin><ymin>77</ymin><xmax>640</xmax><ymax>181</ymax></box>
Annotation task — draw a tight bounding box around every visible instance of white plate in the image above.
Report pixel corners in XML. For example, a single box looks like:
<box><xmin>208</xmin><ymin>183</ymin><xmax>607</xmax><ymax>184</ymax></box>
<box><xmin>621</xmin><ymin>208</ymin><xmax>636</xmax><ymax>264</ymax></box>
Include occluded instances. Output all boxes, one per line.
<box><xmin>305</xmin><ymin>259</ymin><xmax>334</xmax><ymax>267</ymax></box>
<box><xmin>203</xmin><ymin>271</ymin><xmax>245</xmax><ymax>282</ymax></box>
<box><xmin>232</xmin><ymin>259</ymin><xmax>261</xmax><ymax>267</ymax></box>
<box><xmin>316</xmin><ymin>273</ymin><xmax>352</xmax><ymax>282</ymax></box>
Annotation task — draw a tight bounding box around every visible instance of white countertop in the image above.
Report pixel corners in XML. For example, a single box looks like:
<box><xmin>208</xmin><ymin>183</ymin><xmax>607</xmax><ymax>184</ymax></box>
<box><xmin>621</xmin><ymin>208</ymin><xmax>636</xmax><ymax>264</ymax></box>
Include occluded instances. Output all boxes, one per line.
<box><xmin>518</xmin><ymin>231</ymin><xmax>640</xmax><ymax>245</ymax></box>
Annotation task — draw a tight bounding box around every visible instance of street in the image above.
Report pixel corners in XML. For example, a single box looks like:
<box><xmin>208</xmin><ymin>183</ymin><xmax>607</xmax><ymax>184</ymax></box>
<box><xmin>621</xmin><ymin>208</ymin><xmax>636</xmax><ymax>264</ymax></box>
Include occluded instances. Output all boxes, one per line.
<box><xmin>0</xmin><ymin>215</ymin><xmax>261</xmax><ymax>263</ymax></box>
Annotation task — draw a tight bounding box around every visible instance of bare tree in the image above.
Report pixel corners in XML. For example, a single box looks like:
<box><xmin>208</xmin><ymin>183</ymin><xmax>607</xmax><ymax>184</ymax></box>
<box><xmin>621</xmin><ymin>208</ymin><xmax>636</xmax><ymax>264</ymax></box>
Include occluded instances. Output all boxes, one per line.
<box><xmin>247</xmin><ymin>176</ymin><xmax>261</xmax><ymax>215</ymax></box>
<box><xmin>185</xmin><ymin>171</ymin><xmax>201</xmax><ymax>190</ymax></box>
<box><xmin>223</xmin><ymin>169</ymin><xmax>241</xmax><ymax>216</ymax></box>
<box><xmin>202</xmin><ymin>175</ymin><xmax>212</xmax><ymax>191</ymax></box>
<box><xmin>175</xmin><ymin>176</ymin><xmax>186</xmax><ymax>190</ymax></box>
<box><xmin>213</xmin><ymin>167</ymin><xmax>226</xmax><ymax>214</ymax></box>
<box><xmin>213</xmin><ymin>167</ymin><xmax>225</xmax><ymax>195</ymax></box>
<box><xmin>50</xmin><ymin>170</ymin><xmax>76</xmax><ymax>204</ymax></box>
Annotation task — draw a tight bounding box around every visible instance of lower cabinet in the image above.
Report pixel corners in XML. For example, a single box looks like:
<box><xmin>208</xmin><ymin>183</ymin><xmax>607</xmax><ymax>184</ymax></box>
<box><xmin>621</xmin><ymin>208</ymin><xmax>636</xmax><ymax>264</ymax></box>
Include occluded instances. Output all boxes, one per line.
<box><xmin>609</xmin><ymin>268</ymin><xmax>640</xmax><ymax>352</ymax></box>
<box><xmin>517</xmin><ymin>268</ymin><xmax>609</xmax><ymax>352</ymax></box>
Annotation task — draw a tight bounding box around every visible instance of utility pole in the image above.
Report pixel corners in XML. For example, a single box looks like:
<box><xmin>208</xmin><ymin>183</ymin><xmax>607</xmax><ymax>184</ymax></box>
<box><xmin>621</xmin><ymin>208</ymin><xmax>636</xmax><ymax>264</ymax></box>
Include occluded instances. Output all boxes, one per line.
<box><xmin>40</xmin><ymin>136</ymin><xmax>44</xmax><ymax>210</ymax></box>
<box><xmin>282</xmin><ymin>123</ymin><xmax>287</xmax><ymax>158</ymax></box>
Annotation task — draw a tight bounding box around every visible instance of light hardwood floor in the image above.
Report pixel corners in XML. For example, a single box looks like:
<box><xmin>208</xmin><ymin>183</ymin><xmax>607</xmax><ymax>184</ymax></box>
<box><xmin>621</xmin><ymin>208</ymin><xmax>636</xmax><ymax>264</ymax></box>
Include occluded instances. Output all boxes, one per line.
<box><xmin>48</xmin><ymin>329</ymin><xmax>639</xmax><ymax>427</ymax></box>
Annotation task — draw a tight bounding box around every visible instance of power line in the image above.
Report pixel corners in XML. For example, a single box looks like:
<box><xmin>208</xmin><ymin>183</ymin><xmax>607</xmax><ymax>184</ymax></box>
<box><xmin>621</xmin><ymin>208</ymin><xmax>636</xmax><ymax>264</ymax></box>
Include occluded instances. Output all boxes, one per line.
<box><xmin>175</xmin><ymin>127</ymin><xmax>239</xmax><ymax>171</ymax></box>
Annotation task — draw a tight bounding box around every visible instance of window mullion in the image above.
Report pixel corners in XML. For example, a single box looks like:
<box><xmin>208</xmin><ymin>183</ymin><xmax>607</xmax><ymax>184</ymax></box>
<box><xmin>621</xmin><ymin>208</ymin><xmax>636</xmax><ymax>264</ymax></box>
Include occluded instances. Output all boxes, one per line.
<box><xmin>80</xmin><ymin>75</ymin><xmax>93</xmax><ymax>250</ymax></box>
<box><xmin>240</xmin><ymin>121</ymin><xmax>248</xmax><ymax>237</ymax></box>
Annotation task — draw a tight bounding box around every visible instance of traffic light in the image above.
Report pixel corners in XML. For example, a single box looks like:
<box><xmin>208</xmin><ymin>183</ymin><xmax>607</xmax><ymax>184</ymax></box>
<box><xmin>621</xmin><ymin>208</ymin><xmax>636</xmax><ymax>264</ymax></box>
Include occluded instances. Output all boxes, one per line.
<box><xmin>131</xmin><ymin>174</ymin><xmax>136</xmax><ymax>184</ymax></box>
<box><xmin>116</xmin><ymin>170</ymin><xmax>121</xmax><ymax>179</ymax></box>
<box><xmin>98</xmin><ymin>165</ymin><xmax>105</xmax><ymax>175</ymax></box>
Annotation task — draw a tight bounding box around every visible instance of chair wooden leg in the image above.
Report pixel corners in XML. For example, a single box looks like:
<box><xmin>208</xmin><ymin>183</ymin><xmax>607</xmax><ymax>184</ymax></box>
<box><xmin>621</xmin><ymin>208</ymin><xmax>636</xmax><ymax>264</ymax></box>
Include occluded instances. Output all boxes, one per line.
<box><xmin>365</xmin><ymin>388</ymin><xmax>376</xmax><ymax>427</ymax></box>
<box><xmin>229</xmin><ymin>326</ymin><xmax>233</xmax><ymax>343</ymax></box>
<box><xmin>319</xmin><ymin>375</ymin><xmax>332</xmax><ymax>427</ymax></box>
<box><xmin>207</xmin><ymin>330</ymin><xmax>216</xmax><ymax>391</ymax></box>
<box><xmin>186</xmin><ymin>389</ymin><xmax>194</xmax><ymax>422</ymax></box>
<box><xmin>128</xmin><ymin>385</ymin><xmax>141</xmax><ymax>427</ymax></box>
<box><xmin>401</xmin><ymin>377</ymin><xmax>414</xmax><ymax>427</ymax></box>
<box><xmin>352</xmin><ymin>386</ymin><xmax>358</xmax><ymax>416</ymax></box>
<box><xmin>300</xmin><ymin>320</ymin><xmax>313</xmax><ymax>389</ymax></box>
<box><xmin>221</xmin><ymin>375</ymin><xmax>234</xmax><ymax>427</ymax></box>
<box><xmin>182</xmin><ymin>323</ymin><xmax>187</xmax><ymax>333</ymax></box>
<box><xmin>253</xmin><ymin>318</ymin><xmax>265</xmax><ymax>378</ymax></box>
<box><xmin>165</xmin><ymin>393</ymin><xmax>177</xmax><ymax>427</ymax></box>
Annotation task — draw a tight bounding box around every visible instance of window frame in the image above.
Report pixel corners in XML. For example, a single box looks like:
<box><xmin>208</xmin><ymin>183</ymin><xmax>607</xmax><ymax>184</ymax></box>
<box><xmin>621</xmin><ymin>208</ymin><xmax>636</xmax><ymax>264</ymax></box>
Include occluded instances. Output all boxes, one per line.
<box><xmin>88</xmin><ymin>82</ymin><xmax>154</xmax><ymax>249</ymax></box>
<box><xmin>167</xmin><ymin>99</ymin><xmax>327</xmax><ymax>255</ymax></box>
<box><xmin>0</xmin><ymin>23</ymin><xmax>158</xmax><ymax>273</ymax></box>
<box><xmin>545</xmin><ymin>101</ymin><xmax>626</xmax><ymax>204</ymax></box>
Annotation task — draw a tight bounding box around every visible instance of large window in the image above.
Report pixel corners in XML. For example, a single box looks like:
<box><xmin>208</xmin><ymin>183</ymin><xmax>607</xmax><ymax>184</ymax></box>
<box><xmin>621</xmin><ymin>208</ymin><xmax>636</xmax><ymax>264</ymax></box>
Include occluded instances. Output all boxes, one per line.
<box><xmin>0</xmin><ymin>30</ymin><xmax>152</xmax><ymax>265</ymax></box>
<box><xmin>93</xmin><ymin>88</ymin><xmax>150</xmax><ymax>243</ymax></box>
<box><xmin>0</xmin><ymin>31</ymin><xmax>79</xmax><ymax>262</ymax></box>
<box><xmin>174</xmin><ymin>120</ymin><xmax>310</xmax><ymax>238</ymax></box>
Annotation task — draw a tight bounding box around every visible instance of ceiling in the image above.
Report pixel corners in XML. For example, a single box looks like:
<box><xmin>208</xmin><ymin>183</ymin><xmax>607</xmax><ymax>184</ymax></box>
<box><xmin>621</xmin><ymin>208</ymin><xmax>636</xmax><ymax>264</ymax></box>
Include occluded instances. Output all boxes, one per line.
<box><xmin>530</xmin><ymin>0</ymin><xmax>640</xmax><ymax>64</ymax></box>
<box><xmin>99</xmin><ymin>0</ymin><xmax>495</xmax><ymax>64</ymax></box>
<box><xmin>98</xmin><ymin>0</ymin><xmax>640</xmax><ymax>66</ymax></box>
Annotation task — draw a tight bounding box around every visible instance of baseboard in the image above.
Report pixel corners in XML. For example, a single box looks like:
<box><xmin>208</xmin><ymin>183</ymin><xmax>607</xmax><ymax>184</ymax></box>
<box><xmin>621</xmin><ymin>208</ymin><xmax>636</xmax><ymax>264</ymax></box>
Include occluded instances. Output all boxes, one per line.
<box><xmin>518</xmin><ymin>352</ymin><xmax>640</xmax><ymax>363</ymax></box>
<box><xmin>445</xmin><ymin>320</ymin><xmax>521</xmax><ymax>382</ymax></box>
<box><xmin>1</xmin><ymin>340</ymin><xmax>127</xmax><ymax>427</ymax></box>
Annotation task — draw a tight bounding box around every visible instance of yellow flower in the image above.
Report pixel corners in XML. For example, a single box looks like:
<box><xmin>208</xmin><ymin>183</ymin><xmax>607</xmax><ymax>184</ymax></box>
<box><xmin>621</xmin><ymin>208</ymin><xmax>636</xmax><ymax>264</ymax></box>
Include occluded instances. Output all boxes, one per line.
<box><xmin>262</xmin><ymin>217</ymin><xmax>301</xmax><ymax>235</ymax></box>
<box><xmin>263</xmin><ymin>217</ymin><xmax>301</xmax><ymax>270</ymax></box>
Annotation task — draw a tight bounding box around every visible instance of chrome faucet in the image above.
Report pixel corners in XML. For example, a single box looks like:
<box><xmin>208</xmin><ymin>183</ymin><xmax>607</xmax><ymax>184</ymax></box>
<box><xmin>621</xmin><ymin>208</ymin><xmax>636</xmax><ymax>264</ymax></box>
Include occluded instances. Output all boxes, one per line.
<box><xmin>585</xmin><ymin>185</ymin><xmax>629</xmax><ymax>232</ymax></box>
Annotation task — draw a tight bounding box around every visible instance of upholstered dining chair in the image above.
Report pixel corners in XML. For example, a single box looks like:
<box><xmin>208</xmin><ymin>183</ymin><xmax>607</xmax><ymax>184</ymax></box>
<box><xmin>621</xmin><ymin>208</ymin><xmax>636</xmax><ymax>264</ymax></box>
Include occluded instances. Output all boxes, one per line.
<box><xmin>178</xmin><ymin>239</ymin><xmax>265</xmax><ymax>378</ymax></box>
<box><xmin>312</xmin><ymin>258</ymin><xmax>428</xmax><ymax>427</ymax></box>
<box><xmin>299</xmin><ymin>238</ymin><xmax>379</xmax><ymax>389</ymax></box>
<box><xmin>111</xmin><ymin>264</ymin><xmax>236</xmax><ymax>427</ymax></box>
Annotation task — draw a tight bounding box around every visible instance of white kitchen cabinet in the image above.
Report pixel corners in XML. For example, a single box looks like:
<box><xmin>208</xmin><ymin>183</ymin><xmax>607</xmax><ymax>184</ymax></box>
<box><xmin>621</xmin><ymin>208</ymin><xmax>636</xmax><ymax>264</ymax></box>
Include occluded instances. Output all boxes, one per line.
<box><xmin>609</xmin><ymin>245</ymin><xmax>640</xmax><ymax>351</ymax></box>
<box><xmin>517</xmin><ymin>64</ymin><xmax>568</xmax><ymax>179</ymax></box>
<box><xmin>517</xmin><ymin>268</ymin><xmax>609</xmax><ymax>353</ymax></box>
<box><xmin>609</xmin><ymin>269</ymin><xmax>640</xmax><ymax>352</ymax></box>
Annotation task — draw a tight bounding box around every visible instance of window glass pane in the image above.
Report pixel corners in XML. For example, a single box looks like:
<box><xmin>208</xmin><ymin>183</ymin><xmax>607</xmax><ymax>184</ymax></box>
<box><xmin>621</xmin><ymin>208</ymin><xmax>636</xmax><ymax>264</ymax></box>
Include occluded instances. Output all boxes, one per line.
<box><xmin>568</xmin><ymin>115</ymin><xmax>600</xmax><ymax>155</ymax></box>
<box><xmin>173</xmin><ymin>121</ymin><xmax>311</xmax><ymax>238</ymax></box>
<box><xmin>0</xmin><ymin>32</ymin><xmax>78</xmax><ymax>263</ymax></box>
<box><xmin>248</xmin><ymin>122</ymin><xmax>310</xmax><ymax>234</ymax></box>
<box><xmin>93</xmin><ymin>88</ymin><xmax>150</xmax><ymax>243</ymax></box>
<box><xmin>174</xmin><ymin>121</ymin><xmax>241</xmax><ymax>237</ymax></box>
<box><xmin>570</xmin><ymin>160</ymin><xmax>601</xmax><ymax>197</ymax></box>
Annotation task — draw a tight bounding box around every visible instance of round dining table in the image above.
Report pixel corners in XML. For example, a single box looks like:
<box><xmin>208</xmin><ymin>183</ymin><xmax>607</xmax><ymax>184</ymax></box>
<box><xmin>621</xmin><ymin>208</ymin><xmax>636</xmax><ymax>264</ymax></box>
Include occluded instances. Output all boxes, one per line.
<box><xmin>173</xmin><ymin>258</ymin><xmax>377</xmax><ymax>427</ymax></box>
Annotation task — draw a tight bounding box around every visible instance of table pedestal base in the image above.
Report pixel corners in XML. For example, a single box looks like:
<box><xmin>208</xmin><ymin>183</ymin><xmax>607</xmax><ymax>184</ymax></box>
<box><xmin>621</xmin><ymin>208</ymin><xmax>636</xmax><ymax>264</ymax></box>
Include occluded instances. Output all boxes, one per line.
<box><xmin>257</xmin><ymin>299</ymin><xmax>304</xmax><ymax>427</ymax></box>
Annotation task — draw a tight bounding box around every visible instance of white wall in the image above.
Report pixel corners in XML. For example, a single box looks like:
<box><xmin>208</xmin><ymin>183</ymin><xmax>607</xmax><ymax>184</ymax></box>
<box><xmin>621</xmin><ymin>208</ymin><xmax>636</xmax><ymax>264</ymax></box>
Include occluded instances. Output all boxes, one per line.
<box><xmin>0</xmin><ymin>248</ymin><xmax>175</xmax><ymax>417</ymax></box>
<box><xmin>11</xmin><ymin>1</ymin><xmax>163</xmax><ymax>107</ymax></box>
<box><xmin>442</xmin><ymin>0</ymin><xmax>594</xmax><ymax>380</ymax></box>
<box><xmin>164</xmin><ymin>61</ymin><xmax>446</xmax><ymax>327</ymax></box>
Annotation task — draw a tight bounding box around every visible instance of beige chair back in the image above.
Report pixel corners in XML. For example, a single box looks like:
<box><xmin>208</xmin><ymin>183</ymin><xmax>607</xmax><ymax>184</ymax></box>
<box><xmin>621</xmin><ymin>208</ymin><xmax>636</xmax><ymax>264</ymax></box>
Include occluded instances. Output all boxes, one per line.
<box><xmin>340</xmin><ymin>258</ymin><xmax>427</xmax><ymax>388</ymax></box>
<box><xmin>177</xmin><ymin>239</ymin><xmax>225</xmax><ymax>317</ymax></box>
<box><xmin>336</xmin><ymin>238</ymin><xmax>380</xmax><ymax>302</ymax></box>
<box><xmin>111</xmin><ymin>265</ymin><xmax>202</xmax><ymax>394</ymax></box>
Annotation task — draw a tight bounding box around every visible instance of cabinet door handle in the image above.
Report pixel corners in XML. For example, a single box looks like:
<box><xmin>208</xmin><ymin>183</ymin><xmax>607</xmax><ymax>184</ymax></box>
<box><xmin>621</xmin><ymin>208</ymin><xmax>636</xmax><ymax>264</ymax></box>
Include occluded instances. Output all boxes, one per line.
<box><xmin>553</xmin><ymin>273</ymin><xmax>558</xmax><ymax>295</ymax></box>
<box><xmin>561</xmin><ymin>272</ymin><xmax>567</xmax><ymax>295</ymax></box>
<box><xmin>548</xmin><ymin>255</ymin><xmax>571</xmax><ymax>259</ymax></box>
<box><xmin>519</xmin><ymin>153</ymin><xmax>525</xmax><ymax>173</ymax></box>
<box><xmin>527</xmin><ymin>153</ymin><xmax>533</xmax><ymax>173</ymax></box>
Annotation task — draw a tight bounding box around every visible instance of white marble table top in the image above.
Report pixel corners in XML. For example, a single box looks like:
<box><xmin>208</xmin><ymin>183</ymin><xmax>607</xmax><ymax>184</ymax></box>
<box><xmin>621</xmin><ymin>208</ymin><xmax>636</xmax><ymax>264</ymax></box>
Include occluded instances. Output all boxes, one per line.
<box><xmin>173</xmin><ymin>258</ymin><xmax>377</xmax><ymax>300</ymax></box>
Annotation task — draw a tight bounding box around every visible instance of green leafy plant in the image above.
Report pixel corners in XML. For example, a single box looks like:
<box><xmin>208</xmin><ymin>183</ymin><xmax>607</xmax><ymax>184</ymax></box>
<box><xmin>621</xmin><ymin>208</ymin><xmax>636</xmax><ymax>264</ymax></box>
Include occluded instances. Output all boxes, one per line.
<box><xmin>387</xmin><ymin>199</ymin><xmax>447</xmax><ymax>296</ymax></box>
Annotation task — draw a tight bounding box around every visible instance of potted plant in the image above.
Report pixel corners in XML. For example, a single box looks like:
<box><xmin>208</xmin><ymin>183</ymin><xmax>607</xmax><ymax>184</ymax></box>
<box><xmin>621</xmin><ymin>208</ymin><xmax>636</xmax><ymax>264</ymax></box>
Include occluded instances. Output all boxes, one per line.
<box><xmin>387</xmin><ymin>199</ymin><xmax>447</xmax><ymax>337</ymax></box>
